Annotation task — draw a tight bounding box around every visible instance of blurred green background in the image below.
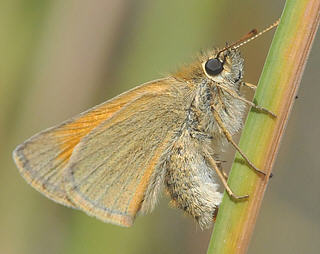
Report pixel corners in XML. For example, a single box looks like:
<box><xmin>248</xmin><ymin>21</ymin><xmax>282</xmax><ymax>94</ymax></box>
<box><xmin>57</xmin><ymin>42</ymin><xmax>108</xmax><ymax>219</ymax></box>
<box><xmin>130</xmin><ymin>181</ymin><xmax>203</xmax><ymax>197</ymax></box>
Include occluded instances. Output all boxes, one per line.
<box><xmin>1</xmin><ymin>0</ymin><xmax>319</xmax><ymax>253</ymax></box>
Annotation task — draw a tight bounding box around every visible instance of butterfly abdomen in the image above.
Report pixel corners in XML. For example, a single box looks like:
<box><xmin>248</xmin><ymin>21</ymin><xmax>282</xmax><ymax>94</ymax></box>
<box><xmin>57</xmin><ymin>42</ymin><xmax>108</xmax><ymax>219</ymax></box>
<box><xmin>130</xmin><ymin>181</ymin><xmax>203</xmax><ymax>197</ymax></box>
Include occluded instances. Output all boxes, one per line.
<box><xmin>164</xmin><ymin>127</ymin><xmax>222</xmax><ymax>229</ymax></box>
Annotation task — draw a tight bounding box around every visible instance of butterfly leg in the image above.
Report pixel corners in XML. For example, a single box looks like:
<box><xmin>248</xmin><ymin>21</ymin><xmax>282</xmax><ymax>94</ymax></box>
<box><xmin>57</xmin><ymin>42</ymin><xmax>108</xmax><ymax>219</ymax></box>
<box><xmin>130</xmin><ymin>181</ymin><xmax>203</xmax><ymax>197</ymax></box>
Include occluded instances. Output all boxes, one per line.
<box><xmin>221</xmin><ymin>169</ymin><xmax>228</xmax><ymax>180</ymax></box>
<box><xmin>216</xmin><ymin>160</ymin><xmax>228</xmax><ymax>180</ymax></box>
<box><xmin>212</xmin><ymin>109</ymin><xmax>266</xmax><ymax>175</ymax></box>
<box><xmin>241</xmin><ymin>82</ymin><xmax>257</xmax><ymax>90</ymax></box>
<box><xmin>207</xmin><ymin>155</ymin><xmax>248</xmax><ymax>200</ymax></box>
<box><xmin>216</xmin><ymin>84</ymin><xmax>277</xmax><ymax>117</ymax></box>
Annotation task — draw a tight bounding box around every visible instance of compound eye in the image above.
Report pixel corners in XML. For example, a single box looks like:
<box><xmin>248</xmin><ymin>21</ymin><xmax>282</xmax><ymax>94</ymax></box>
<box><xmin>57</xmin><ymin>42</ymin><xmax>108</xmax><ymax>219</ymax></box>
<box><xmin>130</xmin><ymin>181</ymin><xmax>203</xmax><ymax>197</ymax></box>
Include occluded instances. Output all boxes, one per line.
<box><xmin>204</xmin><ymin>58</ymin><xmax>223</xmax><ymax>76</ymax></box>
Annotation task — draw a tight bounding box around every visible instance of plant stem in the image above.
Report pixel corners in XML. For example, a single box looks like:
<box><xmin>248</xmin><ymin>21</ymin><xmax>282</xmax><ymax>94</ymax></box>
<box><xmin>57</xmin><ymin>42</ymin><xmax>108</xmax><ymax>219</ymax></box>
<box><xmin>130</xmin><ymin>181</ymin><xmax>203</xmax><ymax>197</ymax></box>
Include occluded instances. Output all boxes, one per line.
<box><xmin>207</xmin><ymin>1</ymin><xmax>320</xmax><ymax>253</ymax></box>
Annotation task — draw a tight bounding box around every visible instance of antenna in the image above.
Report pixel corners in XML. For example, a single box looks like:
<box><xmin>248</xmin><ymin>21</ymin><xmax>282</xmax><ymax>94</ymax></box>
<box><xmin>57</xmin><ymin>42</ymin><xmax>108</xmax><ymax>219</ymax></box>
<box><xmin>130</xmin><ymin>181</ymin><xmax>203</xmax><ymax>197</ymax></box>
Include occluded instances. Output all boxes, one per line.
<box><xmin>217</xmin><ymin>18</ymin><xmax>280</xmax><ymax>56</ymax></box>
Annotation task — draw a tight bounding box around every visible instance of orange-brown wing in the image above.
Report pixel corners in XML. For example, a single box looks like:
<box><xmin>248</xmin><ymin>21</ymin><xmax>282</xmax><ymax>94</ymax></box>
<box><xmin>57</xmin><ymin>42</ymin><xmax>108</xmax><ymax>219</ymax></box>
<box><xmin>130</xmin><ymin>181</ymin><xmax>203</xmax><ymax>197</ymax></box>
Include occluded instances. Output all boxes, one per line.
<box><xmin>13</xmin><ymin>78</ymin><xmax>175</xmax><ymax>208</ymax></box>
<box><xmin>64</xmin><ymin>83</ymin><xmax>189</xmax><ymax>226</ymax></box>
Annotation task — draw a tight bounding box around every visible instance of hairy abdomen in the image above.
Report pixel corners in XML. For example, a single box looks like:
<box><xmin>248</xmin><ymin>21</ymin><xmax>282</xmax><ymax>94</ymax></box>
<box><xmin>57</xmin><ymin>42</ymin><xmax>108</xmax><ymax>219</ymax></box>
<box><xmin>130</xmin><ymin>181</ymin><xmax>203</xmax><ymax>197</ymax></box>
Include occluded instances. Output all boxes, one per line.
<box><xmin>164</xmin><ymin>129</ymin><xmax>222</xmax><ymax>229</ymax></box>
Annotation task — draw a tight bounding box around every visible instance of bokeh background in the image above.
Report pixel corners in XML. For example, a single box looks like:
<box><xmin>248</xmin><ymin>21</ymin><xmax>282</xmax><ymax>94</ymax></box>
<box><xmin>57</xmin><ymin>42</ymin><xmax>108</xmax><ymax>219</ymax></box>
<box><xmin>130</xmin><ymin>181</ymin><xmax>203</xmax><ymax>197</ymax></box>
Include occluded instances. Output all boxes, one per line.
<box><xmin>1</xmin><ymin>1</ymin><xmax>319</xmax><ymax>253</ymax></box>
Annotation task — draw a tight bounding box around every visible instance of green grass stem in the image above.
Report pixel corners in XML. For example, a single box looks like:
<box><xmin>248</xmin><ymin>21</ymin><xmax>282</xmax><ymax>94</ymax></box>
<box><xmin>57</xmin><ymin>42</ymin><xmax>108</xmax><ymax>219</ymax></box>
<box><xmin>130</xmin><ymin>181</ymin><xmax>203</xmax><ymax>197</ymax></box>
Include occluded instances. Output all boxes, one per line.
<box><xmin>207</xmin><ymin>1</ymin><xmax>320</xmax><ymax>253</ymax></box>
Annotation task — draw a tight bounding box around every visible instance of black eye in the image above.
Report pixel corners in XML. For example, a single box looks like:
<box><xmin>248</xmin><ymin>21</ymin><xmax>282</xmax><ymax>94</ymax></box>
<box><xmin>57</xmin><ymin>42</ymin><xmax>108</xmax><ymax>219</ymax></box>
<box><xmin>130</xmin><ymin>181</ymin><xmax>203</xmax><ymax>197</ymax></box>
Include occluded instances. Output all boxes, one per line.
<box><xmin>204</xmin><ymin>58</ymin><xmax>223</xmax><ymax>76</ymax></box>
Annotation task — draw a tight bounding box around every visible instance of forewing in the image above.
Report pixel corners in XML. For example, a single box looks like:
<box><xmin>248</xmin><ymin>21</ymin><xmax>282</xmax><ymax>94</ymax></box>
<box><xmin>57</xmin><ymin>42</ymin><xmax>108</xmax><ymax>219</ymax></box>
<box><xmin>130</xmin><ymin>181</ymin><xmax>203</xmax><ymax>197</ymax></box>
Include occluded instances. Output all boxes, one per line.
<box><xmin>65</xmin><ymin>80</ymin><xmax>189</xmax><ymax>226</ymax></box>
<box><xmin>13</xmin><ymin>78</ymin><xmax>175</xmax><ymax>208</ymax></box>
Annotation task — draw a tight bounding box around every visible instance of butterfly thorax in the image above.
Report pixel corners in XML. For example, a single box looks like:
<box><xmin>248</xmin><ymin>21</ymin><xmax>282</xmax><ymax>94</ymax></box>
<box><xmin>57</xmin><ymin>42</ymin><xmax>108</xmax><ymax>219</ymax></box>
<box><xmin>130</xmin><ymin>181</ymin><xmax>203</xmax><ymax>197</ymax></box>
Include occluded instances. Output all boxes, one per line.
<box><xmin>177</xmin><ymin>48</ymin><xmax>247</xmax><ymax>145</ymax></box>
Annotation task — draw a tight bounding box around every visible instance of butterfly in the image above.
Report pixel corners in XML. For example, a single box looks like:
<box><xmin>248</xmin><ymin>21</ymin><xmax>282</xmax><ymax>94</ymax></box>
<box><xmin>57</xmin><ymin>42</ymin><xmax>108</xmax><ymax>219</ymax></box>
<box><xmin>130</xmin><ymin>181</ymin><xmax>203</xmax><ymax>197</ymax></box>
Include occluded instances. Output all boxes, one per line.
<box><xmin>13</xmin><ymin>20</ymin><xmax>278</xmax><ymax>229</ymax></box>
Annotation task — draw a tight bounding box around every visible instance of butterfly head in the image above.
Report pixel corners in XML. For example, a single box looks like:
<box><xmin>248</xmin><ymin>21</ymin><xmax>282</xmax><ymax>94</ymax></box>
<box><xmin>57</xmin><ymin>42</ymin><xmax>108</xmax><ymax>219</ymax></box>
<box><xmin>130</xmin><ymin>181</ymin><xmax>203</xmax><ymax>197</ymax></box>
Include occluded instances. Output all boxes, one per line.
<box><xmin>174</xmin><ymin>48</ymin><xmax>243</xmax><ymax>88</ymax></box>
<box><xmin>201</xmin><ymin>48</ymin><xmax>244</xmax><ymax>85</ymax></box>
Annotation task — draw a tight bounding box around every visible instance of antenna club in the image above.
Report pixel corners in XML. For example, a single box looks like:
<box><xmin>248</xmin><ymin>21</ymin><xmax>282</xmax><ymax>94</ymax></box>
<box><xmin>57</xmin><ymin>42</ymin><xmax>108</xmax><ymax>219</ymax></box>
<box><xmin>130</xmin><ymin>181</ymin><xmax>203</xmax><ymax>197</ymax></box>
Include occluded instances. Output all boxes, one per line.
<box><xmin>218</xmin><ymin>18</ymin><xmax>280</xmax><ymax>53</ymax></box>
